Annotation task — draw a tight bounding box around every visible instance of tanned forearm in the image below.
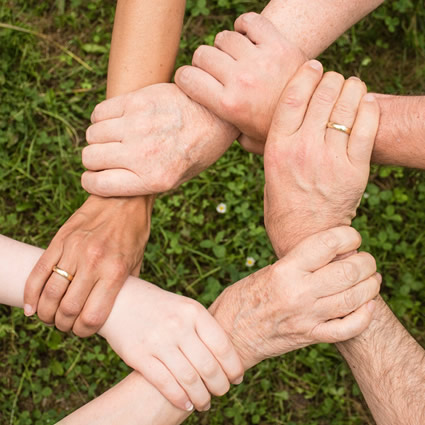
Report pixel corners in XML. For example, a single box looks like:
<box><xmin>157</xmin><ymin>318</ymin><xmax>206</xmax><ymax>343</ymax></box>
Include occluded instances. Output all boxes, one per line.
<box><xmin>107</xmin><ymin>0</ymin><xmax>185</xmax><ymax>98</ymax></box>
<box><xmin>336</xmin><ymin>296</ymin><xmax>425</xmax><ymax>425</ymax></box>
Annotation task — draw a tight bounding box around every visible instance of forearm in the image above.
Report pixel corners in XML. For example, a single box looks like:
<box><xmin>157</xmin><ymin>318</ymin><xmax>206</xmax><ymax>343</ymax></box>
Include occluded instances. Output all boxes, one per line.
<box><xmin>336</xmin><ymin>296</ymin><xmax>425</xmax><ymax>424</ymax></box>
<box><xmin>261</xmin><ymin>0</ymin><xmax>383</xmax><ymax>58</ymax></box>
<box><xmin>371</xmin><ymin>94</ymin><xmax>425</xmax><ymax>168</ymax></box>
<box><xmin>0</xmin><ymin>235</ymin><xmax>189</xmax><ymax>425</ymax></box>
<box><xmin>107</xmin><ymin>0</ymin><xmax>186</xmax><ymax>98</ymax></box>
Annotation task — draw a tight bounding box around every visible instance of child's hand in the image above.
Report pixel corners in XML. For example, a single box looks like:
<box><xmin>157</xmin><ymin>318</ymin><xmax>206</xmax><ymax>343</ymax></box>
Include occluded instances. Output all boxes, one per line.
<box><xmin>99</xmin><ymin>280</ymin><xmax>244</xmax><ymax>412</ymax></box>
<box><xmin>175</xmin><ymin>12</ymin><xmax>306</xmax><ymax>154</ymax></box>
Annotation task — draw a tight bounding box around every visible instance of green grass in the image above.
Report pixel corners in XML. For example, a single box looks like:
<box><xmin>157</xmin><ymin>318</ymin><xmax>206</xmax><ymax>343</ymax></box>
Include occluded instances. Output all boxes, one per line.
<box><xmin>1</xmin><ymin>0</ymin><xmax>425</xmax><ymax>423</ymax></box>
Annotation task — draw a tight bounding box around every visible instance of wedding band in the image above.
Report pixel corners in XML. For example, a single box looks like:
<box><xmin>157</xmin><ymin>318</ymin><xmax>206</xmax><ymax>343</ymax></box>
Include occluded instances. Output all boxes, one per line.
<box><xmin>52</xmin><ymin>266</ymin><xmax>74</xmax><ymax>282</ymax></box>
<box><xmin>326</xmin><ymin>122</ymin><xmax>352</xmax><ymax>135</ymax></box>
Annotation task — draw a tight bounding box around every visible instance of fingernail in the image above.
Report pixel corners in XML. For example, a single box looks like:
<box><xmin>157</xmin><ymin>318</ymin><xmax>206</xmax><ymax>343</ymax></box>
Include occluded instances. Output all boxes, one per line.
<box><xmin>203</xmin><ymin>402</ymin><xmax>211</xmax><ymax>411</ymax></box>
<box><xmin>185</xmin><ymin>401</ymin><xmax>194</xmax><ymax>412</ymax></box>
<box><xmin>363</xmin><ymin>93</ymin><xmax>375</xmax><ymax>102</ymax></box>
<box><xmin>233</xmin><ymin>376</ymin><xmax>243</xmax><ymax>385</ymax></box>
<box><xmin>367</xmin><ymin>300</ymin><xmax>376</xmax><ymax>313</ymax></box>
<box><xmin>309</xmin><ymin>60</ymin><xmax>322</xmax><ymax>71</ymax></box>
<box><xmin>24</xmin><ymin>304</ymin><xmax>34</xmax><ymax>316</ymax></box>
<box><xmin>348</xmin><ymin>76</ymin><xmax>361</xmax><ymax>81</ymax></box>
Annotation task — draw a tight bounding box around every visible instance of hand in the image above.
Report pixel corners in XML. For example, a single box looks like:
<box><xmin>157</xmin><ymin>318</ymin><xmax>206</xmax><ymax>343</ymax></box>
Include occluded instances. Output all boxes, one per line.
<box><xmin>81</xmin><ymin>83</ymin><xmax>239</xmax><ymax>197</ymax></box>
<box><xmin>175</xmin><ymin>12</ymin><xmax>306</xmax><ymax>154</ymax></box>
<box><xmin>264</xmin><ymin>61</ymin><xmax>380</xmax><ymax>257</ymax></box>
<box><xmin>24</xmin><ymin>195</ymin><xmax>153</xmax><ymax>337</ymax></box>
<box><xmin>209</xmin><ymin>227</ymin><xmax>380</xmax><ymax>370</ymax></box>
<box><xmin>99</xmin><ymin>278</ymin><xmax>244</xmax><ymax>412</ymax></box>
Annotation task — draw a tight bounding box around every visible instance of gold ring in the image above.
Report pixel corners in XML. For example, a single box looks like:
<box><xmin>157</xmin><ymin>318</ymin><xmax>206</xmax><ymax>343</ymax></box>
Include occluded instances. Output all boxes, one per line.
<box><xmin>52</xmin><ymin>266</ymin><xmax>74</xmax><ymax>282</ymax></box>
<box><xmin>326</xmin><ymin>122</ymin><xmax>352</xmax><ymax>135</ymax></box>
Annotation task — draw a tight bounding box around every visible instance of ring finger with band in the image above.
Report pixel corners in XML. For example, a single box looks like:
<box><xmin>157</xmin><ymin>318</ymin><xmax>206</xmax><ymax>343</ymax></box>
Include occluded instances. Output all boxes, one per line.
<box><xmin>325</xmin><ymin>76</ymin><xmax>367</xmax><ymax>156</ymax></box>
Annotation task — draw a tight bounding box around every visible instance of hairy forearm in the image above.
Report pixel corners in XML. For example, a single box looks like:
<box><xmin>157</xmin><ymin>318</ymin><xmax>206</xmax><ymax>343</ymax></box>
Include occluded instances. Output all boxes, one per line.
<box><xmin>107</xmin><ymin>0</ymin><xmax>186</xmax><ymax>98</ymax></box>
<box><xmin>336</xmin><ymin>296</ymin><xmax>425</xmax><ymax>424</ymax></box>
<box><xmin>372</xmin><ymin>94</ymin><xmax>425</xmax><ymax>168</ymax></box>
<box><xmin>261</xmin><ymin>0</ymin><xmax>383</xmax><ymax>58</ymax></box>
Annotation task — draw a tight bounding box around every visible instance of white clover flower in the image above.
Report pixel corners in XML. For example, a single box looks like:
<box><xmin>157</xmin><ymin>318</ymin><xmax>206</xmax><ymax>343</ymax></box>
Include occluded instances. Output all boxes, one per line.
<box><xmin>363</xmin><ymin>192</ymin><xmax>370</xmax><ymax>199</ymax></box>
<box><xmin>245</xmin><ymin>257</ymin><xmax>256</xmax><ymax>267</ymax></box>
<box><xmin>216</xmin><ymin>203</ymin><xmax>227</xmax><ymax>214</ymax></box>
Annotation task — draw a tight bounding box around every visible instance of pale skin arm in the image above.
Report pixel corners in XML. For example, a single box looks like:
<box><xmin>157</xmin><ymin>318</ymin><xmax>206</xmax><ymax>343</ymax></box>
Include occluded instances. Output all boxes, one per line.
<box><xmin>0</xmin><ymin>235</ymin><xmax>191</xmax><ymax>425</ymax></box>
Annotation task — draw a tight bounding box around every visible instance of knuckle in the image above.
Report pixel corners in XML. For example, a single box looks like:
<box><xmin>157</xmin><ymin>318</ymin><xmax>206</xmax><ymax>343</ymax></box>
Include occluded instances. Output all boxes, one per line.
<box><xmin>107</xmin><ymin>260</ymin><xmax>128</xmax><ymax>282</ymax></box>
<box><xmin>235</xmin><ymin>72</ymin><xmax>256</xmax><ymax>89</ymax></box>
<box><xmin>319</xmin><ymin>230</ymin><xmax>339</xmax><ymax>250</ymax></box>
<box><xmin>59</xmin><ymin>300</ymin><xmax>82</xmax><ymax>317</ymax></box>
<box><xmin>34</xmin><ymin>261</ymin><xmax>53</xmax><ymax>277</ymax></box>
<box><xmin>181</xmin><ymin>368</ymin><xmax>199</xmax><ymax>386</ymax></box>
<box><xmin>43</xmin><ymin>282</ymin><xmax>64</xmax><ymax>300</ymax></box>
<box><xmin>343</xmin><ymin>289</ymin><xmax>358</xmax><ymax>312</ymax></box>
<box><xmin>314</xmin><ymin>86</ymin><xmax>337</xmax><ymax>105</ymax></box>
<box><xmin>200</xmin><ymin>358</ymin><xmax>219</xmax><ymax>379</ymax></box>
<box><xmin>341</xmin><ymin>261</ymin><xmax>359</xmax><ymax>283</ymax></box>
<box><xmin>220</xmin><ymin>95</ymin><xmax>240</xmax><ymax>114</ymax></box>
<box><xmin>85</xmin><ymin>244</ymin><xmax>105</xmax><ymax>266</ymax></box>
<box><xmin>79</xmin><ymin>311</ymin><xmax>104</xmax><ymax>329</ymax></box>
<box><xmin>333</xmin><ymin>101</ymin><xmax>353</xmax><ymax>117</ymax></box>
<box><xmin>282</xmin><ymin>88</ymin><xmax>305</xmax><ymax>109</ymax></box>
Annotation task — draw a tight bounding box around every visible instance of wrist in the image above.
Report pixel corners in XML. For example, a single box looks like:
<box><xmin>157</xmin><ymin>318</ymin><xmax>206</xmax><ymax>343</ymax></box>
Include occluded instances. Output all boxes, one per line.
<box><xmin>86</xmin><ymin>194</ymin><xmax>154</xmax><ymax>240</ymax></box>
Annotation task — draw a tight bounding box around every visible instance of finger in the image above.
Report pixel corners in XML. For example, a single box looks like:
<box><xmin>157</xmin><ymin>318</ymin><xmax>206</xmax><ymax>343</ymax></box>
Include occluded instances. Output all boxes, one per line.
<box><xmin>196</xmin><ymin>313</ymin><xmax>244</xmax><ymax>385</ymax></box>
<box><xmin>285</xmin><ymin>226</ymin><xmax>362</xmax><ymax>273</ymax></box>
<box><xmin>214</xmin><ymin>30</ymin><xmax>255</xmax><ymax>60</ymax></box>
<box><xmin>157</xmin><ymin>349</ymin><xmax>211</xmax><ymax>412</ymax></box>
<box><xmin>82</xmin><ymin>143</ymin><xmax>130</xmax><ymax>171</ymax></box>
<box><xmin>37</xmin><ymin>258</ymin><xmax>76</xmax><ymax>325</ymax></box>
<box><xmin>72</xmin><ymin>275</ymin><xmax>127</xmax><ymax>337</ymax></box>
<box><xmin>326</xmin><ymin>77</ymin><xmax>367</xmax><ymax>157</ymax></box>
<box><xmin>192</xmin><ymin>45</ymin><xmax>236</xmax><ymax>84</ymax></box>
<box><xmin>312</xmin><ymin>251</ymin><xmax>377</xmax><ymax>297</ymax></box>
<box><xmin>267</xmin><ymin>60</ymin><xmax>323</xmax><ymax>138</ymax></box>
<box><xmin>347</xmin><ymin>93</ymin><xmax>380</xmax><ymax>167</ymax></box>
<box><xmin>318</xmin><ymin>273</ymin><xmax>381</xmax><ymax>319</ymax></box>
<box><xmin>179</xmin><ymin>337</ymin><xmax>230</xmax><ymax>397</ymax></box>
<box><xmin>86</xmin><ymin>118</ymin><xmax>124</xmax><ymax>144</ymax></box>
<box><xmin>234</xmin><ymin>12</ymin><xmax>282</xmax><ymax>46</ymax></box>
<box><xmin>24</xmin><ymin>242</ymin><xmax>63</xmax><ymax>316</ymax></box>
<box><xmin>54</xmin><ymin>270</ymin><xmax>98</xmax><ymax>332</ymax></box>
<box><xmin>90</xmin><ymin>96</ymin><xmax>126</xmax><ymax>124</ymax></box>
<box><xmin>313</xmin><ymin>300</ymin><xmax>376</xmax><ymax>343</ymax></box>
<box><xmin>238</xmin><ymin>134</ymin><xmax>265</xmax><ymax>155</ymax></box>
<box><xmin>174</xmin><ymin>66</ymin><xmax>224</xmax><ymax>113</ymax></box>
<box><xmin>302</xmin><ymin>71</ymin><xmax>345</xmax><ymax>139</ymax></box>
<box><xmin>130</xmin><ymin>356</ymin><xmax>194</xmax><ymax>412</ymax></box>
<box><xmin>81</xmin><ymin>169</ymin><xmax>144</xmax><ymax>197</ymax></box>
